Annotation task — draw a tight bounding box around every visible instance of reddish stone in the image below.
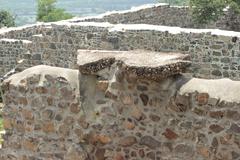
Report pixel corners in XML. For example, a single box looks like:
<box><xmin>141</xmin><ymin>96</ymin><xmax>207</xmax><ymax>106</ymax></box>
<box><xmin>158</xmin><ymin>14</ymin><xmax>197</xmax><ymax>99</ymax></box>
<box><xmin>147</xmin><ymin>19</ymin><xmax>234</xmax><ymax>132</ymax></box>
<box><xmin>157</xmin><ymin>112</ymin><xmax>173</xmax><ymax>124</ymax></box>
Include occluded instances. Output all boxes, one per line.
<box><xmin>119</xmin><ymin>136</ymin><xmax>137</xmax><ymax>147</ymax></box>
<box><xmin>42</xmin><ymin>122</ymin><xmax>55</xmax><ymax>133</ymax></box>
<box><xmin>22</xmin><ymin>109</ymin><xmax>33</xmax><ymax>120</ymax></box>
<box><xmin>114</xmin><ymin>153</ymin><xmax>125</xmax><ymax>160</ymax></box>
<box><xmin>196</xmin><ymin>93</ymin><xmax>209</xmax><ymax>105</ymax></box>
<box><xmin>163</xmin><ymin>128</ymin><xmax>178</xmax><ymax>140</ymax></box>
<box><xmin>19</xmin><ymin>97</ymin><xmax>28</xmax><ymax>105</ymax></box>
<box><xmin>209</xmin><ymin>111</ymin><xmax>224</xmax><ymax>119</ymax></box>
<box><xmin>209</xmin><ymin>124</ymin><xmax>224</xmax><ymax>133</ymax></box>
<box><xmin>96</xmin><ymin>81</ymin><xmax>109</xmax><ymax>92</ymax></box>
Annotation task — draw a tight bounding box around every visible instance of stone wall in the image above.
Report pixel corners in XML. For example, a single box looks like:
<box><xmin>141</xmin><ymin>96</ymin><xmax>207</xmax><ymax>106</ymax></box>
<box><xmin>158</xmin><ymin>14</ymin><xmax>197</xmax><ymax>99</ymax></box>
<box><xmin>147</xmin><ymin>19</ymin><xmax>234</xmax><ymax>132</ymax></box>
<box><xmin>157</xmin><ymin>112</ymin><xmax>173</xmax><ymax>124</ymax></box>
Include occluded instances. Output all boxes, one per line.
<box><xmin>2</xmin><ymin>22</ymin><xmax>240</xmax><ymax>80</ymax></box>
<box><xmin>0</xmin><ymin>39</ymin><xmax>32</xmax><ymax>76</ymax></box>
<box><xmin>77</xmin><ymin>4</ymin><xmax>240</xmax><ymax>32</ymax></box>
<box><xmin>1</xmin><ymin>65</ymin><xmax>239</xmax><ymax>160</ymax></box>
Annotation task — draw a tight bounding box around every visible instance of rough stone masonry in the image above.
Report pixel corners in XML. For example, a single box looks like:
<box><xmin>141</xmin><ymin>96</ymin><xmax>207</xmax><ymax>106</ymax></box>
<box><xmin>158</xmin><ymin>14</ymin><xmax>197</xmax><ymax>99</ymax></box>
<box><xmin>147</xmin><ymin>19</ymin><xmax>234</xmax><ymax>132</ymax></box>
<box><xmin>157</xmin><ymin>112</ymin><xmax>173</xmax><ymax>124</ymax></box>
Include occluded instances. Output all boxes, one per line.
<box><xmin>0</xmin><ymin>3</ymin><xmax>240</xmax><ymax>160</ymax></box>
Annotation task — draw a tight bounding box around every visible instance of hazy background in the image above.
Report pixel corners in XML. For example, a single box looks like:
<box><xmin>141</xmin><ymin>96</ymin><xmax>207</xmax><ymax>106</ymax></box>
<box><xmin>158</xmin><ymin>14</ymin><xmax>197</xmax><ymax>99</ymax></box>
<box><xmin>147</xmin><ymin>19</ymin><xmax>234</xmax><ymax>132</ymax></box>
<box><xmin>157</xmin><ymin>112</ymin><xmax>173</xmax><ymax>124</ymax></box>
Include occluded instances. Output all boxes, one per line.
<box><xmin>0</xmin><ymin>0</ymin><xmax>156</xmax><ymax>26</ymax></box>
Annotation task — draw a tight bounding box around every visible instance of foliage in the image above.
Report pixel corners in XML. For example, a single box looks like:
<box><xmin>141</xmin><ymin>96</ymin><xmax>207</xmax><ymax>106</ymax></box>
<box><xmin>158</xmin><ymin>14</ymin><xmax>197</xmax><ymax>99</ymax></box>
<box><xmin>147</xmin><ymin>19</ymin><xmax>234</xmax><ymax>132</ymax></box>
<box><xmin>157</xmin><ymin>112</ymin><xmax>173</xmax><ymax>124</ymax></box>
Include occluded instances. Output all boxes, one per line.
<box><xmin>158</xmin><ymin>0</ymin><xmax>189</xmax><ymax>6</ymax></box>
<box><xmin>37</xmin><ymin>0</ymin><xmax>73</xmax><ymax>22</ymax></box>
<box><xmin>190</xmin><ymin>0</ymin><xmax>240</xmax><ymax>24</ymax></box>
<box><xmin>0</xmin><ymin>10</ymin><xmax>15</xmax><ymax>28</ymax></box>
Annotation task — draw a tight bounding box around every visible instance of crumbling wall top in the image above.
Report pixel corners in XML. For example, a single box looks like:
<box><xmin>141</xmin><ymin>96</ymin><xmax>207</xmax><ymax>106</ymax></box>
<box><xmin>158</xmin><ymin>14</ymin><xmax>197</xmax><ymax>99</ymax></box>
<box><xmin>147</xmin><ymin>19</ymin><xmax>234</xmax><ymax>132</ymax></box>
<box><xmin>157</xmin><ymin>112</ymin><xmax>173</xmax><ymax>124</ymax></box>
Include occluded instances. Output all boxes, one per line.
<box><xmin>77</xmin><ymin>50</ymin><xmax>190</xmax><ymax>81</ymax></box>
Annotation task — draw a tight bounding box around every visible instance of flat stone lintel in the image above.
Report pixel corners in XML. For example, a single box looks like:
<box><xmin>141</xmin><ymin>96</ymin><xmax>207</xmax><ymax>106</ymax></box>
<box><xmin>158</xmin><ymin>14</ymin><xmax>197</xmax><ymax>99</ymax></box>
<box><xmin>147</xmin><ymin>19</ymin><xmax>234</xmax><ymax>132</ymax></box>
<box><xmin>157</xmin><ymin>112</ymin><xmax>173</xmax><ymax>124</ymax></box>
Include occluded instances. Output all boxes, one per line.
<box><xmin>77</xmin><ymin>50</ymin><xmax>191</xmax><ymax>81</ymax></box>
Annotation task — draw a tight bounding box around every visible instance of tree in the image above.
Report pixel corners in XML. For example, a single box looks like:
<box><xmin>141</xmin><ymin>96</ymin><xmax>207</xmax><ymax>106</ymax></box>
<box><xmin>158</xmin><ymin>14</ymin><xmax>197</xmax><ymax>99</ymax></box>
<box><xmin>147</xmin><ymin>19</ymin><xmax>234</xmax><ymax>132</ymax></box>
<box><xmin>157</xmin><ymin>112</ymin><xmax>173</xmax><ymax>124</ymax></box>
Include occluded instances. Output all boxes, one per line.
<box><xmin>37</xmin><ymin>0</ymin><xmax>73</xmax><ymax>22</ymax></box>
<box><xmin>0</xmin><ymin>10</ymin><xmax>15</xmax><ymax>28</ymax></box>
<box><xmin>190</xmin><ymin>0</ymin><xmax>240</xmax><ymax>25</ymax></box>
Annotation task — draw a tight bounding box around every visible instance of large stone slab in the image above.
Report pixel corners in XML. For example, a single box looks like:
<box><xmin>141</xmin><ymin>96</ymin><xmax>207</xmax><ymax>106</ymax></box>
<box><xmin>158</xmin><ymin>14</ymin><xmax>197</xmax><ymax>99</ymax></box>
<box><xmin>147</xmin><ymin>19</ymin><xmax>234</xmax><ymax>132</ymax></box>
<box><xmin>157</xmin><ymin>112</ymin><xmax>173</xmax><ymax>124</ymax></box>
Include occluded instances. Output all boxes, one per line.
<box><xmin>77</xmin><ymin>49</ymin><xmax>190</xmax><ymax>81</ymax></box>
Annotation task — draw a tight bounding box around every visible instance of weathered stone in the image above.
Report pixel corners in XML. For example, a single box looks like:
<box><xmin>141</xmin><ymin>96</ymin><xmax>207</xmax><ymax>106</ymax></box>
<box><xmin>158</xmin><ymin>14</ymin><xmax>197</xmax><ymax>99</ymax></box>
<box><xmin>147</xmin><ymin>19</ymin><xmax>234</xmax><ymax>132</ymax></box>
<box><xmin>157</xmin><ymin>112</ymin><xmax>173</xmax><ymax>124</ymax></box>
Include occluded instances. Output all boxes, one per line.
<box><xmin>136</xmin><ymin>85</ymin><xmax>148</xmax><ymax>91</ymax></box>
<box><xmin>226</xmin><ymin>110</ymin><xmax>240</xmax><ymax>121</ymax></box>
<box><xmin>119</xmin><ymin>136</ymin><xmax>137</xmax><ymax>147</ymax></box>
<box><xmin>139</xmin><ymin>136</ymin><xmax>161</xmax><ymax>149</ymax></box>
<box><xmin>42</xmin><ymin>109</ymin><xmax>54</xmax><ymax>120</ymax></box>
<box><xmin>149</xmin><ymin>114</ymin><xmax>160</xmax><ymax>122</ymax></box>
<box><xmin>212</xmin><ymin>70</ymin><xmax>222</xmax><ymax>76</ymax></box>
<box><xmin>228</xmin><ymin>123</ymin><xmax>240</xmax><ymax>134</ymax></box>
<box><xmin>140</xmin><ymin>93</ymin><xmax>149</xmax><ymax>106</ymax></box>
<box><xmin>174</xmin><ymin>144</ymin><xmax>193</xmax><ymax>156</ymax></box>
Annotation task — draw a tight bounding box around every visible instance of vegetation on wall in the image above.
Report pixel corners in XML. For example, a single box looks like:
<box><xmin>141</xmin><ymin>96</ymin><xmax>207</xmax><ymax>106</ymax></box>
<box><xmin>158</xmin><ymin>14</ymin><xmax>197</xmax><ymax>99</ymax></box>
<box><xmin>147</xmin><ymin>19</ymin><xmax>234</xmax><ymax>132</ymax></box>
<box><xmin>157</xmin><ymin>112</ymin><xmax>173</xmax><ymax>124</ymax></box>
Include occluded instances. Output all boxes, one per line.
<box><xmin>0</xmin><ymin>10</ymin><xmax>15</xmax><ymax>28</ymax></box>
<box><xmin>190</xmin><ymin>0</ymin><xmax>240</xmax><ymax>25</ymax></box>
<box><xmin>37</xmin><ymin>0</ymin><xmax>73</xmax><ymax>22</ymax></box>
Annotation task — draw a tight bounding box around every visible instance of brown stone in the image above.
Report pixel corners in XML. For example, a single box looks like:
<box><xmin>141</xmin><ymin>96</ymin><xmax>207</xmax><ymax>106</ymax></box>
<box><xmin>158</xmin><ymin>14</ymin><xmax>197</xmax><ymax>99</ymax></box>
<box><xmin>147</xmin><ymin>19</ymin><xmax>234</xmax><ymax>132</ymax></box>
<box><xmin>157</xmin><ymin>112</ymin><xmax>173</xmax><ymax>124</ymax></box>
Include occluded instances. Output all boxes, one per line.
<box><xmin>70</xmin><ymin>103</ymin><xmax>80</xmax><ymax>113</ymax></box>
<box><xmin>47</xmin><ymin>97</ymin><xmax>54</xmax><ymax>106</ymax></box>
<box><xmin>22</xmin><ymin>109</ymin><xmax>34</xmax><ymax>120</ymax></box>
<box><xmin>60</xmin><ymin>87</ymin><xmax>74</xmax><ymax>100</ymax></box>
<box><xmin>123</xmin><ymin>121</ymin><xmax>135</xmax><ymax>130</ymax></box>
<box><xmin>119</xmin><ymin>136</ymin><xmax>137</xmax><ymax>147</ymax></box>
<box><xmin>146</xmin><ymin>152</ymin><xmax>155</xmax><ymax>160</ymax></box>
<box><xmin>95</xmin><ymin>148</ymin><xmax>106</xmax><ymax>160</ymax></box>
<box><xmin>114</xmin><ymin>153</ymin><xmax>125</xmax><ymax>160</ymax></box>
<box><xmin>43</xmin><ymin>122</ymin><xmax>55</xmax><ymax>133</ymax></box>
<box><xmin>149</xmin><ymin>114</ymin><xmax>160</xmax><ymax>122</ymax></box>
<box><xmin>226</xmin><ymin>110</ymin><xmax>240</xmax><ymax>121</ymax></box>
<box><xmin>3</xmin><ymin>118</ymin><xmax>12</xmax><ymax>130</ymax></box>
<box><xmin>209</xmin><ymin>111</ymin><xmax>224</xmax><ymax>119</ymax></box>
<box><xmin>96</xmin><ymin>80</ymin><xmax>109</xmax><ymax>92</ymax></box>
<box><xmin>59</xmin><ymin>124</ymin><xmax>70</xmax><ymax>136</ymax></box>
<box><xmin>19</xmin><ymin>97</ymin><xmax>28</xmax><ymax>105</ymax></box>
<box><xmin>35</xmin><ymin>86</ymin><xmax>48</xmax><ymax>94</ymax></box>
<box><xmin>197</xmin><ymin>146</ymin><xmax>210</xmax><ymax>158</ymax></box>
<box><xmin>137</xmin><ymin>85</ymin><xmax>148</xmax><ymax>91</ymax></box>
<box><xmin>209</xmin><ymin>124</ymin><xmax>224</xmax><ymax>133</ymax></box>
<box><xmin>131</xmin><ymin>106</ymin><xmax>144</xmax><ymax>121</ymax></box>
<box><xmin>105</xmin><ymin>91</ymin><xmax>117</xmax><ymax>100</ymax></box>
<box><xmin>162</xmin><ymin>128</ymin><xmax>178</xmax><ymax>140</ymax></box>
<box><xmin>140</xmin><ymin>93</ymin><xmax>149</xmax><ymax>106</ymax></box>
<box><xmin>78</xmin><ymin>116</ymin><xmax>89</xmax><ymax>129</ymax></box>
<box><xmin>64</xmin><ymin>116</ymin><xmax>74</xmax><ymax>125</ymax></box>
<box><xmin>193</xmin><ymin>107</ymin><xmax>206</xmax><ymax>116</ymax></box>
<box><xmin>138</xmin><ymin>149</ymin><xmax>145</xmax><ymax>158</ymax></box>
<box><xmin>139</xmin><ymin>136</ymin><xmax>161</xmax><ymax>149</ymax></box>
<box><xmin>196</xmin><ymin>93</ymin><xmax>209</xmax><ymax>105</ymax></box>
<box><xmin>22</xmin><ymin>139</ymin><xmax>37</xmax><ymax>152</ymax></box>
<box><xmin>120</xmin><ymin>94</ymin><xmax>133</xmax><ymax>105</ymax></box>
<box><xmin>97</xmin><ymin>134</ymin><xmax>112</xmax><ymax>144</ymax></box>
